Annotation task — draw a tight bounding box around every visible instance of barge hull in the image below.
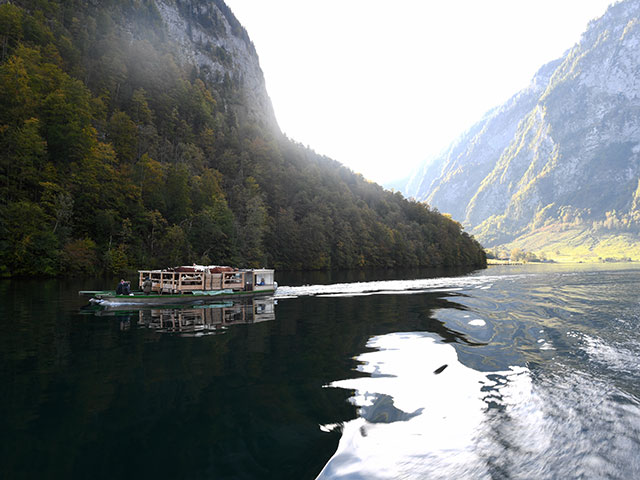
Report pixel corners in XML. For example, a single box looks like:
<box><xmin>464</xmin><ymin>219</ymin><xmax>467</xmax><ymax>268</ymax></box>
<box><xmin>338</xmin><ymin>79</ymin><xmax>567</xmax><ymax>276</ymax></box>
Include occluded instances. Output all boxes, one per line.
<box><xmin>92</xmin><ymin>289</ymin><xmax>275</xmax><ymax>306</ymax></box>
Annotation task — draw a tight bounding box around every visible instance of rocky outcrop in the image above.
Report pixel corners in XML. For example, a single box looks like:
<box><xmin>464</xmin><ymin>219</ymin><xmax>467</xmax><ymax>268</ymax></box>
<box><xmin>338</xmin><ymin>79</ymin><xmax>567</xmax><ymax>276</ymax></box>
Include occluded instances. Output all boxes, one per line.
<box><xmin>155</xmin><ymin>0</ymin><xmax>278</xmax><ymax>132</ymax></box>
<box><xmin>405</xmin><ymin>57</ymin><xmax>561</xmax><ymax>223</ymax></box>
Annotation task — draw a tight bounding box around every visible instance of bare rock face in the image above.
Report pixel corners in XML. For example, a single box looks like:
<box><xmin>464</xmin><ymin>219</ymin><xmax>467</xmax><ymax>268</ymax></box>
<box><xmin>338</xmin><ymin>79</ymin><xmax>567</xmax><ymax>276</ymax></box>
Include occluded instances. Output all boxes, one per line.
<box><xmin>404</xmin><ymin>0</ymin><xmax>640</xmax><ymax>253</ymax></box>
<box><xmin>404</xmin><ymin>57</ymin><xmax>561</xmax><ymax>224</ymax></box>
<box><xmin>155</xmin><ymin>0</ymin><xmax>279</xmax><ymax>132</ymax></box>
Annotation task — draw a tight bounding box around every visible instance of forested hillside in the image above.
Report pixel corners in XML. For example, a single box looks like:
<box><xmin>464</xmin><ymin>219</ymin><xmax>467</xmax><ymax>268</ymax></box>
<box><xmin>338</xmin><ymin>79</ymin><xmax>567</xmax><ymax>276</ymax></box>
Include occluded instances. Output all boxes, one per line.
<box><xmin>0</xmin><ymin>0</ymin><xmax>485</xmax><ymax>276</ymax></box>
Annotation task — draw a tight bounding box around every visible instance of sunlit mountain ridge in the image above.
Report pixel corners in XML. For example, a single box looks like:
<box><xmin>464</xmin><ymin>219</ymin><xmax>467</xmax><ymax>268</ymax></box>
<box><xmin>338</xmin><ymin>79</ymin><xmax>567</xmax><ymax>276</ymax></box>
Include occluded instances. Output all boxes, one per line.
<box><xmin>402</xmin><ymin>0</ymin><xmax>640</xmax><ymax>262</ymax></box>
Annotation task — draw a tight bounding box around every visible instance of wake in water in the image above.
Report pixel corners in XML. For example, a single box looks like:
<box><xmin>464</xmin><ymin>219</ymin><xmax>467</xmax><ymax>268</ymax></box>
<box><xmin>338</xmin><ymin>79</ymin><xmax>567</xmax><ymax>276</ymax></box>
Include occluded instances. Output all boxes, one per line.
<box><xmin>314</xmin><ymin>265</ymin><xmax>640</xmax><ymax>479</ymax></box>
<box><xmin>274</xmin><ymin>273</ymin><xmax>533</xmax><ymax>299</ymax></box>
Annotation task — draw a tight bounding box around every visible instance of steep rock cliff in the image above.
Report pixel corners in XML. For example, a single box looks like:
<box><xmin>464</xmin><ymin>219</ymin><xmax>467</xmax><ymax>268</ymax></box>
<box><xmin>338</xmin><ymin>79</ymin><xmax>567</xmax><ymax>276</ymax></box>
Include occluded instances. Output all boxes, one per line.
<box><xmin>155</xmin><ymin>0</ymin><xmax>278</xmax><ymax>131</ymax></box>
<box><xmin>405</xmin><ymin>0</ymin><xmax>640</xmax><ymax>260</ymax></box>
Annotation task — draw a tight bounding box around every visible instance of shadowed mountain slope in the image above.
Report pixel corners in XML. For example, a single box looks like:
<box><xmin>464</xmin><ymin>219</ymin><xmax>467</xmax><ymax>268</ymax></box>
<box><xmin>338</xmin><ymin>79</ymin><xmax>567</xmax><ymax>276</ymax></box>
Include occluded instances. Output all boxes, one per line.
<box><xmin>0</xmin><ymin>0</ymin><xmax>485</xmax><ymax>276</ymax></box>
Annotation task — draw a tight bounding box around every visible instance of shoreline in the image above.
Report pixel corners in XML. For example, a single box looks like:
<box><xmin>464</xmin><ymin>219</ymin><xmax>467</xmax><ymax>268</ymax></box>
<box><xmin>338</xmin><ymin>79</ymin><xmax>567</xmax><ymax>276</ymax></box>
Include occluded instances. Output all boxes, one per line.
<box><xmin>487</xmin><ymin>259</ymin><xmax>640</xmax><ymax>266</ymax></box>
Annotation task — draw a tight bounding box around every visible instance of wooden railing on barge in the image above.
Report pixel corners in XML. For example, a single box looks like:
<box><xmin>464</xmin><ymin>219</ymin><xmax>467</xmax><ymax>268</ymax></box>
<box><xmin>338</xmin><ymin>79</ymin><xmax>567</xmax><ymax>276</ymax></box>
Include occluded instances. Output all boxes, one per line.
<box><xmin>138</xmin><ymin>270</ymin><xmax>246</xmax><ymax>294</ymax></box>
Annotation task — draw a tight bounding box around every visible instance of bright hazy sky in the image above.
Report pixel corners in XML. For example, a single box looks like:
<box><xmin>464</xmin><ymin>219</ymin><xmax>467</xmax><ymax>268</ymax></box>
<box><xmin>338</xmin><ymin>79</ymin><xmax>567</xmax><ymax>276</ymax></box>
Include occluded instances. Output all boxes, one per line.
<box><xmin>224</xmin><ymin>0</ymin><xmax>614</xmax><ymax>185</ymax></box>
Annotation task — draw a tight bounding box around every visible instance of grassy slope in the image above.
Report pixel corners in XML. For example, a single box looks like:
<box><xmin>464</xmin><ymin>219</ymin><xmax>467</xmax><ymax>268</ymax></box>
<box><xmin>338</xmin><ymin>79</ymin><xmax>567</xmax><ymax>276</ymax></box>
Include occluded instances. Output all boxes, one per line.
<box><xmin>501</xmin><ymin>224</ymin><xmax>640</xmax><ymax>262</ymax></box>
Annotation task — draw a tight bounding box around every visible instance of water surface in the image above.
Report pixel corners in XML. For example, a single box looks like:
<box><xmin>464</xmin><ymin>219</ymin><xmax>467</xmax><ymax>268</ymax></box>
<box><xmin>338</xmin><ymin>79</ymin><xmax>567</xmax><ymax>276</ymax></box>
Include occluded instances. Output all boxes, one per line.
<box><xmin>1</xmin><ymin>264</ymin><xmax>639</xmax><ymax>479</ymax></box>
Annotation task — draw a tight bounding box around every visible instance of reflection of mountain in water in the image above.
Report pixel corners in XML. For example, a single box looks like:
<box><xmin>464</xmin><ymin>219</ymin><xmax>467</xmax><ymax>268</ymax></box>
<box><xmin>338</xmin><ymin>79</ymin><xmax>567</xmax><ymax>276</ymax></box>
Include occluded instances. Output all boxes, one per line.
<box><xmin>359</xmin><ymin>394</ymin><xmax>423</xmax><ymax>424</ymax></box>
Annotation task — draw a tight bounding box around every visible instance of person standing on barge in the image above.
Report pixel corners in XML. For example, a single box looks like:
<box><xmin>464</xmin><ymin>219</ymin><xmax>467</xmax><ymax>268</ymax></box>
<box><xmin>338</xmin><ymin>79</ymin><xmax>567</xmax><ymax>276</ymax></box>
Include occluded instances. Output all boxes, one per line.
<box><xmin>142</xmin><ymin>277</ymin><xmax>152</xmax><ymax>295</ymax></box>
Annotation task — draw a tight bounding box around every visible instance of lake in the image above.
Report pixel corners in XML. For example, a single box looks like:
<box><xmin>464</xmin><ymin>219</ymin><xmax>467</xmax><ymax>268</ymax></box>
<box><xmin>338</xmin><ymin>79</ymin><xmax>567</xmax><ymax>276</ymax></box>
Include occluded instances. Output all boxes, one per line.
<box><xmin>1</xmin><ymin>264</ymin><xmax>639</xmax><ymax>479</ymax></box>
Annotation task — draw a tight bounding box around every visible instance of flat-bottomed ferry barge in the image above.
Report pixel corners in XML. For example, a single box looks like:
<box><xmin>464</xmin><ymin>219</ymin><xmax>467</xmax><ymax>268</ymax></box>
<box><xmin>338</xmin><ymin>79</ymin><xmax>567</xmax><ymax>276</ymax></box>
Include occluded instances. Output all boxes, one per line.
<box><xmin>81</xmin><ymin>265</ymin><xmax>276</xmax><ymax>306</ymax></box>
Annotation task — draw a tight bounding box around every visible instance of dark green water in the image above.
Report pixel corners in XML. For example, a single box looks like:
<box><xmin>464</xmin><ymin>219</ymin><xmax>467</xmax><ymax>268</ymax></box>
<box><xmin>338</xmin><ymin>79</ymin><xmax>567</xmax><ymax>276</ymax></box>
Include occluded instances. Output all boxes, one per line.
<box><xmin>2</xmin><ymin>264</ymin><xmax>640</xmax><ymax>479</ymax></box>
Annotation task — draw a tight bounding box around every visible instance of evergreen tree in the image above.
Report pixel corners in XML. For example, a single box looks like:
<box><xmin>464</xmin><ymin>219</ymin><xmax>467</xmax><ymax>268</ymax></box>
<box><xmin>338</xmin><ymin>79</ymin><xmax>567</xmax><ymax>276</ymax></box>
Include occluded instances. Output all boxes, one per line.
<box><xmin>0</xmin><ymin>0</ymin><xmax>486</xmax><ymax>277</ymax></box>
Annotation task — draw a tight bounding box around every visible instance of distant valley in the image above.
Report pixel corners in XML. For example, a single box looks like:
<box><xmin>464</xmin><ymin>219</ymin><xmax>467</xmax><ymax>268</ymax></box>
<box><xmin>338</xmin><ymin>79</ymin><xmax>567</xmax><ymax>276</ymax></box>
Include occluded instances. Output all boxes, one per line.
<box><xmin>400</xmin><ymin>0</ymin><xmax>640</xmax><ymax>262</ymax></box>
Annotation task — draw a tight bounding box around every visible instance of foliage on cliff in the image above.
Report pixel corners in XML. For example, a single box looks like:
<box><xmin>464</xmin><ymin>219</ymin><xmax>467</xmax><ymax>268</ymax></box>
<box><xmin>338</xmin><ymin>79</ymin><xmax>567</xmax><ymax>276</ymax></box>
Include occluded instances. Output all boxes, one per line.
<box><xmin>0</xmin><ymin>0</ymin><xmax>485</xmax><ymax>276</ymax></box>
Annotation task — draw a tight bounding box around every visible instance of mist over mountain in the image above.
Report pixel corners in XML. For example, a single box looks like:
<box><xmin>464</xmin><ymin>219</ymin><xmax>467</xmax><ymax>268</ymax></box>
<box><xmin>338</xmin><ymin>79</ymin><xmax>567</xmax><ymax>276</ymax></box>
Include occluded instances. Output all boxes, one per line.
<box><xmin>404</xmin><ymin>0</ymin><xmax>640</xmax><ymax>262</ymax></box>
<box><xmin>0</xmin><ymin>0</ymin><xmax>485</xmax><ymax>276</ymax></box>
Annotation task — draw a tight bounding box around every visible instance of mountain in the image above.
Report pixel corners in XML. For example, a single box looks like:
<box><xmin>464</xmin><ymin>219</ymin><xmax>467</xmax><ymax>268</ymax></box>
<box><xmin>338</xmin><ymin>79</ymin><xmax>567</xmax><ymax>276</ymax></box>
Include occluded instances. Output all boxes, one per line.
<box><xmin>155</xmin><ymin>0</ymin><xmax>277</xmax><ymax>130</ymax></box>
<box><xmin>0</xmin><ymin>0</ymin><xmax>485</xmax><ymax>276</ymax></box>
<box><xmin>405</xmin><ymin>0</ymin><xmax>640</xmax><ymax>262</ymax></box>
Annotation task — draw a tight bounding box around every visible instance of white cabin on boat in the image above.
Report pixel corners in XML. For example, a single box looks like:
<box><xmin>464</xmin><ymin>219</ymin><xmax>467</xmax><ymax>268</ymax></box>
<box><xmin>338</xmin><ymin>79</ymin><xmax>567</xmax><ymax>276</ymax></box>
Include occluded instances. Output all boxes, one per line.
<box><xmin>138</xmin><ymin>265</ymin><xmax>276</xmax><ymax>295</ymax></box>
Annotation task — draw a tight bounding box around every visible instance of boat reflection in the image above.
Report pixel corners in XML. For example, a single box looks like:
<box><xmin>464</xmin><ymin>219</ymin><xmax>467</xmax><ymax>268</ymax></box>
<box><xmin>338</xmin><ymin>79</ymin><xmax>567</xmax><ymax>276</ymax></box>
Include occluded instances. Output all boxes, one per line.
<box><xmin>140</xmin><ymin>298</ymin><xmax>276</xmax><ymax>336</ymax></box>
<box><xmin>88</xmin><ymin>297</ymin><xmax>276</xmax><ymax>336</ymax></box>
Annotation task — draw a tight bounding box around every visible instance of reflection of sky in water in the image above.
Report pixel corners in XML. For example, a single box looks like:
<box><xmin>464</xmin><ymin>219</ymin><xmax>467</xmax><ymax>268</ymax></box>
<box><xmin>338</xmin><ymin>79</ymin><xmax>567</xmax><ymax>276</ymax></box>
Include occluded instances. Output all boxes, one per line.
<box><xmin>319</xmin><ymin>331</ymin><xmax>640</xmax><ymax>479</ymax></box>
<box><xmin>319</xmin><ymin>333</ymin><xmax>529</xmax><ymax>479</ymax></box>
